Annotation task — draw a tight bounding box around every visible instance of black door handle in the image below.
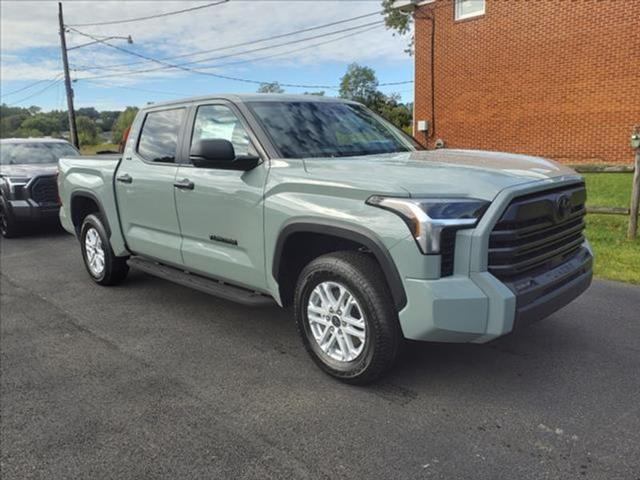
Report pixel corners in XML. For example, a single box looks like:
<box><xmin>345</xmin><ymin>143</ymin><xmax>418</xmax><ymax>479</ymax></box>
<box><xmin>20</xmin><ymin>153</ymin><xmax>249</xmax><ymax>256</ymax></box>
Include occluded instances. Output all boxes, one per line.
<box><xmin>174</xmin><ymin>179</ymin><xmax>195</xmax><ymax>190</ymax></box>
<box><xmin>116</xmin><ymin>174</ymin><xmax>133</xmax><ymax>184</ymax></box>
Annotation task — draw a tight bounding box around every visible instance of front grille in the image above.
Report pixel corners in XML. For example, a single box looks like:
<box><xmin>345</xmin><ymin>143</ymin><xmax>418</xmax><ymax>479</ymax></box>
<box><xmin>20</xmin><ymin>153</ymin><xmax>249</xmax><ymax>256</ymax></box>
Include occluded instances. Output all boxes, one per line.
<box><xmin>488</xmin><ymin>183</ymin><xmax>587</xmax><ymax>281</ymax></box>
<box><xmin>30</xmin><ymin>176</ymin><xmax>59</xmax><ymax>205</ymax></box>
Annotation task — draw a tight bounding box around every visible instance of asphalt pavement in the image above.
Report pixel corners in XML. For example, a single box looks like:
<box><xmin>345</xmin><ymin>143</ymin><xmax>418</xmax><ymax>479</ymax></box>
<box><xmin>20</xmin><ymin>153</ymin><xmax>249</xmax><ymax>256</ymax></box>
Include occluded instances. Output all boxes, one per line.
<box><xmin>1</xmin><ymin>228</ymin><xmax>639</xmax><ymax>479</ymax></box>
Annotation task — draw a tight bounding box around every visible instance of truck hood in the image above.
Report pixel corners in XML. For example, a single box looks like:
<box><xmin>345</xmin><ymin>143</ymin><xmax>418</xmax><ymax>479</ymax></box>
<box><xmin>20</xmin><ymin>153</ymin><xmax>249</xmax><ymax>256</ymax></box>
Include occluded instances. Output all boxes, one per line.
<box><xmin>303</xmin><ymin>149</ymin><xmax>580</xmax><ymax>201</ymax></box>
<box><xmin>0</xmin><ymin>163</ymin><xmax>58</xmax><ymax>179</ymax></box>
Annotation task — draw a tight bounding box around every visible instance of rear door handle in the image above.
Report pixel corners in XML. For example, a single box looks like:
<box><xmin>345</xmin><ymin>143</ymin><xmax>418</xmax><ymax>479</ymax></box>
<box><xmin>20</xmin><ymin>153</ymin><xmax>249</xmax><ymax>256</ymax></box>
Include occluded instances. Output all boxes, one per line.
<box><xmin>174</xmin><ymin>179</ymin><xmax>195</xmax><ymax>190</ymax></box>
<box><xmin>116</xmin><ymin>174</ymin><xmax>133</xmax><ymax>184</ymax></box>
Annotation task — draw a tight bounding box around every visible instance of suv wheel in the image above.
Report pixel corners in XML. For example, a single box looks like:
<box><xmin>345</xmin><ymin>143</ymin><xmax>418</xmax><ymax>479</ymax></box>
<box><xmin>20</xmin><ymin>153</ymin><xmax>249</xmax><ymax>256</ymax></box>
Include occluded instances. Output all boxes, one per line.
<box><xmin>294</xmin><ymin>251</ymin><xmax>401</xmax><ymax>384</ymax></box>
<box><xmin>80</xmin><ymin>214</ymin><xmax>129</xmax><ymax>285</ymax></box>
<box><xmin>0</xmin><ymin>199</ymin><xmax>21</xmax><ymax>238</ymax></box>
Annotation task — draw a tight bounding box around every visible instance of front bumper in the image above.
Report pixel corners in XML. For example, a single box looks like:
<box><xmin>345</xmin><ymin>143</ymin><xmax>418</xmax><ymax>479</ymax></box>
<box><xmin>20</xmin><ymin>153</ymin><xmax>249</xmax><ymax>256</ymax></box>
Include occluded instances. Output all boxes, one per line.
<box><xmin>510</xmin><ymin>247</ymin><xmax>592</xmax><ymax>330</ymax></box>
<box><xmin>395</xmin><ymin>176</ymin><xmax>593</xmax><ymax>343</ymax></box>
<box><xmin>7</xmin><ymin>199</ymin><xmax>60</xmax><ymax>223</ymax></box>
<box><xmin>398</xmin><ymin>244</ymin><xmax>592</xmax><ymax>343</ymax></box>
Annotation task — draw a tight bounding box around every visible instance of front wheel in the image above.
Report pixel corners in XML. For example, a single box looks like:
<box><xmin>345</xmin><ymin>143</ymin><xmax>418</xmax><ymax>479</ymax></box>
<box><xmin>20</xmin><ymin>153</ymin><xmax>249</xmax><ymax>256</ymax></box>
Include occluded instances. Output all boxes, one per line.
<box><xmin>294</xmin><ymin>251</ymin><xmax>401</xmax><ymax>384</ymax></box>
<box><xmin>0</xmin><ymin>199</ymin><xmax>22</xmax><ymax>238</ymax></box>
<box><xmin>80</xmin><ymin>214</ymin><xmax>129</xmax><ymax>286</ymax></box>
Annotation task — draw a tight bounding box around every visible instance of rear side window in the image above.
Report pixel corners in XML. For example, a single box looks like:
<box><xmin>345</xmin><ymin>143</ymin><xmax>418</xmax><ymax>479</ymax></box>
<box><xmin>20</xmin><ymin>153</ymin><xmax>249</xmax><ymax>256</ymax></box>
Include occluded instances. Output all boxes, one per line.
<box><xmin>137</xmin><ymin>108</ymin><xmax>185</xmax><ymax>163</ymax></box>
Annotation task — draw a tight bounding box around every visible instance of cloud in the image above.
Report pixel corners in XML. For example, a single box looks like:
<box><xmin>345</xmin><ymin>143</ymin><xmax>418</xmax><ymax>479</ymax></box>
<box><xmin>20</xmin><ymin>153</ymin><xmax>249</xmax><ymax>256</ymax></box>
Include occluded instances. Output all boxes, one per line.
<box><xmin>1</xmin><ymin>1</ymin><xmax>411</xmax><ymax>83</ymax></box>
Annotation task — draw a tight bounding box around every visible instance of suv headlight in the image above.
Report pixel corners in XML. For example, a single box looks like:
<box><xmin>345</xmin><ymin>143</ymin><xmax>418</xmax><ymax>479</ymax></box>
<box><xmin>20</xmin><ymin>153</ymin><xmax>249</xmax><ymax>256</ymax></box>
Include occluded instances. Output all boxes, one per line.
<box><xmin>5</xmin><ymin>177</ymin><xmax>30</xmax><ymax>198</ymax></box>
<box><xmin>366</xmin><ymin>196</ymin><xmax>489</xmax><ymax>254</ymax></box>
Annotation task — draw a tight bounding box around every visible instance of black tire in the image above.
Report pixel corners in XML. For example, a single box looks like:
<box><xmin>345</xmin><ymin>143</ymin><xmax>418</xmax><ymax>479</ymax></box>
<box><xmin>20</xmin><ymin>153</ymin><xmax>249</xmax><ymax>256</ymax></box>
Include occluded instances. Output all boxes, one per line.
<box><xmin>0</xmin><ymin>198</ymin><xmax>22</xmax><ymax>238</ymax></box>
<box><xmin>294</xmin><ymin>251</ymin><xmax>402</xmax><ymax>385</ymax></box>
<box><xmin>80</xmin><ymin>213</ymin><xmax>129</xmax><ymax>286</ymax></box>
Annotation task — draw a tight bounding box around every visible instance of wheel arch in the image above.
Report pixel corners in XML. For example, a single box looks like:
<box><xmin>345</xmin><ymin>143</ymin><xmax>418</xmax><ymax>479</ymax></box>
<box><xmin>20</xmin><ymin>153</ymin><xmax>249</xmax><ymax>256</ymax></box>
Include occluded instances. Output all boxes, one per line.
<box><xmin>273</xmin><ymin>220</ymin><xmax>407</xmax><ymax>310</ymax></box>
<box><xmin>70</xmin><ymin>191</ymin><xmax>111</xmax><ymax>238</ymax></box>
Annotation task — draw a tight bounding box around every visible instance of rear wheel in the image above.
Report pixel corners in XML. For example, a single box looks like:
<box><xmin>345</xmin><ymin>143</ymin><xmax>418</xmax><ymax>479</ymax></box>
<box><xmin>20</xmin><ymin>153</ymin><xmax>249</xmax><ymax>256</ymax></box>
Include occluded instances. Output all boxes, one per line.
<box><xmin>294</xmin><ymin>251</ymin><xmax>401</xmax><ymax>384</ymax></box>
<box><xmin>80</xmin><ymin>214</ymin><xmax>129</xmax><ymax>285</ymax></box>
<box><xmin>0</xmin><ymin>199</ymin><xmax>21</xmax><ymax>238</ymax></box>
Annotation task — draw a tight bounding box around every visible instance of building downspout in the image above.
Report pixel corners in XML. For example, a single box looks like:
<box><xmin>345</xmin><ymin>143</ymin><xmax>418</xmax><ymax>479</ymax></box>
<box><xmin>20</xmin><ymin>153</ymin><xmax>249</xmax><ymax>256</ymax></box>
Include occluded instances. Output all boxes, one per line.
<box><xmin>413</xmin><ymin>5</ymin><xmax>436</xmax><ymax>145</ymax></box>
<box><xmin>429</xmin><ymin>10</ymin><xmax>436</xmax><ymax>140</ymax></box>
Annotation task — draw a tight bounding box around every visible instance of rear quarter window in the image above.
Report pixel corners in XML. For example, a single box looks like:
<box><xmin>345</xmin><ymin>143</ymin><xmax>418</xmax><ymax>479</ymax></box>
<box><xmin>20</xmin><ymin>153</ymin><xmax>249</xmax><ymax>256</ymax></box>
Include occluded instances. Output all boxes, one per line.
<box><xmin>136</xmin><ymin>108</ymin><xmax>186</xmax><ymax>163</ymax></box>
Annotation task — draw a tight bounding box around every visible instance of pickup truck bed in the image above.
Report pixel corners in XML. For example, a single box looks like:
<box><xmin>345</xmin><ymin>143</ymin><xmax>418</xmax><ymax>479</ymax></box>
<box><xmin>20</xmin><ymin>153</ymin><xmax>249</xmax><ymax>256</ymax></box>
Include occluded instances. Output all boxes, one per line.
<box><xmin>58</xmin><ymin>154</ymin><xmax>129</xmax><ymax>256</ymax></box>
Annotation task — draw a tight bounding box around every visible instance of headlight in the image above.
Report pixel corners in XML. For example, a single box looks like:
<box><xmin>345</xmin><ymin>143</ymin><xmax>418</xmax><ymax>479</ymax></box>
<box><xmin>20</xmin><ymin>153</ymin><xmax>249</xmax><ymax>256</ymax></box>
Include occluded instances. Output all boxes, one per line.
<box><xmin>5</xmin><ymin>177</ymin><xmax>30</xmax><ymax>197</ymax></box>
<box><xmin>366</xmin><ymin>196</ymin><xmax>489</xmax><ymax>254</ymax></box>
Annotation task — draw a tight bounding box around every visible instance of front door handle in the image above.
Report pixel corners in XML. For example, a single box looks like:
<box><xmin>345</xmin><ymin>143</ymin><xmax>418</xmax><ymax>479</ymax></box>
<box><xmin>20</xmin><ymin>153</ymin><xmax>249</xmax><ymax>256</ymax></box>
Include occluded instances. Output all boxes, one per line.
<box><xmin>174</xmin><ymin>179</ymin><xmax>195</xmax><ymax>190</ymax></box>
<box><xmin>116</xmin><ymin>174</ymin><xmax>133</xmax><ymax>184</ymax></box>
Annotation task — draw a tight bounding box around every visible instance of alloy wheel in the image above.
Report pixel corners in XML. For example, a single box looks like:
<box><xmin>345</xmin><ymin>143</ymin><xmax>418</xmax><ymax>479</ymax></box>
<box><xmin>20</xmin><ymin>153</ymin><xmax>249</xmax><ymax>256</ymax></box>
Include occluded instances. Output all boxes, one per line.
<box><xmin>307</xmin><ymin>281</ymin><xmax>367</xmax><ymax>362</ymax></box>
<box><xmin>84</xmin><ymin>227</ymin><xmax>105</xmax><ymax>276</ymax></box>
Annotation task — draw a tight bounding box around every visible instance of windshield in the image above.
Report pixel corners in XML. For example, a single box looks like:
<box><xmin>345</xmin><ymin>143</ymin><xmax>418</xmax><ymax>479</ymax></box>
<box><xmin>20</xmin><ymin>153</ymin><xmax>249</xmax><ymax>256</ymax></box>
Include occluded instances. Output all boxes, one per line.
<box><xmin>248</xmin><ymin>101</ymin><xmax>422</xmax><ymax>159</ymax></box>
<box><xmin>0</xmin><ymin>142</ymin><xmax>79</xmax><ymax>165</ymax></box>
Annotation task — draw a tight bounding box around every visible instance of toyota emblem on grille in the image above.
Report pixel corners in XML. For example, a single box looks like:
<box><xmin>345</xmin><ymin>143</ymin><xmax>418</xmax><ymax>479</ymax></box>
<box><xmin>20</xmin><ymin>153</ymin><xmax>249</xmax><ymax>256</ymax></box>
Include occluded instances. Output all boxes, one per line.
<box><xmin>556</xmin><ymin>195</ymin><xmax>571</xmax><ymax>220</ymax></box>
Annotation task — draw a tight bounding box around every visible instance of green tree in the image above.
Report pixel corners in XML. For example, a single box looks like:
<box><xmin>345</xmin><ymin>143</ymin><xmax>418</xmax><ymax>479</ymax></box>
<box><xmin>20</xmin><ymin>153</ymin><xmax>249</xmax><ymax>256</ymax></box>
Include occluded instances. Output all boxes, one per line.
<box><xmin>77</xmin><ymin>107</ymin><xmax>100</xmax><ymax>120</ymax></box>
<box><xmin>0</xmin><ymin>104</ymin><xmax>30</xmax><ymax>138</ymax></box>
<box><xmin>21</xmin><ymin>114</ymin><xmax>61</xmax><ymax>136</ymax></box>
<box><xmin>76</xmin><ymin>116</ymin><xmax>99</xmax><ymax>146</ymax></box>
<box><xmin>111</xmin><ymin>107</ymin><xmax>139</xmax><ymax>144</ymax></box>
<box><xmin>99</xmin><ymin>111</ymin><xmax>120</xmax><ymax>132</ymax></box>
<box><xmin>339</xmin><ymin>64</ymin><xmax>413</xmax><ymax>132</ymax></box>
<box><xmin>339</xmin><ymin>63</ymin><xmax>382</xmax><ymax>107</ymax></box>
<box><xmin>12</xmin><ymin>127</ymin><xmax>44</xmax><ymax>138</ymax></box>
<box><xmin>376</xmin><ymin>93</ymin><xmax>413</xmax><ymax>133</ymax></box>
<box><xmin>382</xmin><ymin>0</ymin><xmax>414</xmax><ymax>54</ymax></box>
<box><xmin>257</xmin><ymin>82</ymin><xmax>285</xmax><ymax>94</ymax></box>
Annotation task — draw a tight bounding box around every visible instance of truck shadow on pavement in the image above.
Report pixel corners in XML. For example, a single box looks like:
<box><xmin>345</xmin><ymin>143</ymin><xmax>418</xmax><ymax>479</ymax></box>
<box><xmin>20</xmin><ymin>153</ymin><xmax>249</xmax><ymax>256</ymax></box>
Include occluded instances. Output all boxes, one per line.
<box><xmin>380</xmin><ymin>312</ymin><xmax>598</xmax><ymax>401</ymax></box>
<box><xmin>121</xmin><ymin>267</ymin><xmax>595</xmax><ymax>402</ymax></box>
<box><xmin>2</xmin><ymin>224</ymin><xmax>69</xmax><ymax>239</ymax></box>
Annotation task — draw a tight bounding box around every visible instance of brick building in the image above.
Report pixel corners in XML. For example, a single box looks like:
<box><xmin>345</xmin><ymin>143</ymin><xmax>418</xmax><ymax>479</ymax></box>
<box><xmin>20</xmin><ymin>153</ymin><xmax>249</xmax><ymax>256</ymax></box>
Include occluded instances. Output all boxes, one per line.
<box><xmin>407</xmin><ymin>0</ymin><xmax>639</xmax><ymax>164</ymax></box>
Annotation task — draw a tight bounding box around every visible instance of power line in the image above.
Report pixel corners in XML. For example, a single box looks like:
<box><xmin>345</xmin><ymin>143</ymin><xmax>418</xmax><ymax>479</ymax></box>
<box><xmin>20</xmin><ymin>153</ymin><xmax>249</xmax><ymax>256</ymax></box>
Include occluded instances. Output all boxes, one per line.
<box><xmin>75</xmin><ymin>24</ymin><xmax>385</xmax><ymax>94</ymax></box>
<box><xmin>71</xmin><ymin>21</ymin><xmax>384</xmax><ymax>78</ymax></box>
<box><xmin>71</xmin><ymin>28</ymin><xmax>413</xmax><ymax>90</ymax></box>
<box><xmin>378</xmin><ymin>81</ymin><xmax>414</xmax><ymax>87</ymax></box>
<box><xmin>69</xmin><ymin>30</ymin><xmax>338</xmax><ymax>89</ymax></box>
<box><xmin>190</xmin><ymin>24</ymin><xmax>385</xmax><ymax>71</ymax></box>
<box><xmin>71</xmin><ymin>10</ymin><xmax>383</xmax><ymax>71</ymax></box>
<box><xmin>1</xmin><ymin>74</ymin><xmax>63</xmax><ymax>99</ymax></box>
<box><xmin>7</xmin><ymin>78</ymin><xmax>64</xmax><ymax>106</ymax></box>
<box><xmin>65</xmin><ymin>0</ymin><xmax>229</xmax><ymax>28</ymax></box>
<box><xmin>82</xmin><ymin>79</ymin><xmax>187</xmax><ymax>97</ymax></box>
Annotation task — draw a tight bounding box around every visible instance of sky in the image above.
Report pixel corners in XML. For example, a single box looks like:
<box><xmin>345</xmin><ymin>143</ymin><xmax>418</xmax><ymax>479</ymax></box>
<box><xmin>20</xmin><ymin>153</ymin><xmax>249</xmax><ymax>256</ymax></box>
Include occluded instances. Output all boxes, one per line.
<box><xmin>0</xmin><ymin>0</ymin><xmax>415</xmax><ymax>112</ymax></box>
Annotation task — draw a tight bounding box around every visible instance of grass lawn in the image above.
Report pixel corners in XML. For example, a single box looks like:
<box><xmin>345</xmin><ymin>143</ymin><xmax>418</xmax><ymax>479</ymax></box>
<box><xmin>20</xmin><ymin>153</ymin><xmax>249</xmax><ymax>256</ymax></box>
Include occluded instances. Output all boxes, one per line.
<box><xmin>583</xmin><ymin>173</ymin><xmax>633</xmax><ymax>208</ymax></box>
<box><xmin>585</xmin><ymin>214</ymin><xmax>639</xmax><ymax>285</ymax></box>
<box><xmin>80</xmin><ymin>143</ymin><xmax>119</xmax><ymax>155</ymax></box>
<box><xmin>581</xmin><ymin>172</ymin><xmax>639</xmax><ymax>284</ymax></box>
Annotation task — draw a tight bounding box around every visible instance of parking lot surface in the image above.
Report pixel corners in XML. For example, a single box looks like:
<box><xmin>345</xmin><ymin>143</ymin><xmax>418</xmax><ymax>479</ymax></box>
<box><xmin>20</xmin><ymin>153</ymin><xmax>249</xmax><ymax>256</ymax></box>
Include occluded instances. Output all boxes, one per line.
<box><xmin>1</xmin><ymin>230</ymin><xmax>639</xmax><ymax>479</ymax></box>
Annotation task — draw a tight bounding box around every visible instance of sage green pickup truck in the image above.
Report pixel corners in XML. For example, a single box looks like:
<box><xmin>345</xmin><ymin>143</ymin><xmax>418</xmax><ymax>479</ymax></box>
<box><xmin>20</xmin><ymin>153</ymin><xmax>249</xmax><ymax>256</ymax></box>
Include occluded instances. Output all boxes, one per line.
<box><xmin>58</xmin><ymin>94</ymin><xmax>593</xmax><ymax>383</ymax></box>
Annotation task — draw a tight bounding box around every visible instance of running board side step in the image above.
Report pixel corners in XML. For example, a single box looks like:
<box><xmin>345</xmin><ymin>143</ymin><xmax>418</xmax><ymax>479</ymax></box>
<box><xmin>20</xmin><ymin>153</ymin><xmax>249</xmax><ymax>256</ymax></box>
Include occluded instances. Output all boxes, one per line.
<box><xmin>127</xmin><ymin>257</ymin><xmax>275</xmax><ymax>307</ymax></box>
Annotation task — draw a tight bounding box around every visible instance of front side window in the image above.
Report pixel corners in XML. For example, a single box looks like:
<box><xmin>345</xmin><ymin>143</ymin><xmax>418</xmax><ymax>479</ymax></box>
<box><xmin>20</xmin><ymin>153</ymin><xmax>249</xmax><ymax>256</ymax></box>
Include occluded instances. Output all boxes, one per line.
<box><xmin>248</xmin><ymin>101</ymin><xmax>421</xmax><ymax>159</ymax></box>
<box><xmin>455</xmin><ymin>0</ymin><xmax>485</xmax><ymax>20</ymax></box>
<box><xmin>0</xmin><ymin>142</ymin><xmax>79</xmax><ymax>165</ymax></box>
<box><xmin>137</xmin><ymin>108</ymin><xmax>185</xmax><ymax>163</ymax></box>
<box><xmin>191</xmin><ymin>104</ymin><xmax>255</xmax><ymax>157</ymax></box>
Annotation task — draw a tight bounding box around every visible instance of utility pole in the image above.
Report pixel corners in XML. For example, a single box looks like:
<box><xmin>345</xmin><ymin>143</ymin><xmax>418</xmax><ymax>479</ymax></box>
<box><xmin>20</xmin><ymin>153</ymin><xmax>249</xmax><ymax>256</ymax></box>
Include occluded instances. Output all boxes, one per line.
<box><xmin>58</xmin><ymin>2</ymin><xmax>79</xmax><ymax>148</ymax></box>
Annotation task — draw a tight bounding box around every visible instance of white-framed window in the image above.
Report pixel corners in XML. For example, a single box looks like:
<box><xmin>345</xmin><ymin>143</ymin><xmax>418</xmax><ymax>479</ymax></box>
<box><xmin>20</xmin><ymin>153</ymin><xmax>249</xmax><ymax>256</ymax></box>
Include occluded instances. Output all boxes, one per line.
<box><xmin>455</xmin><ymin>0</ymin><xmax>485</xmax><ymax>20</ymax></box>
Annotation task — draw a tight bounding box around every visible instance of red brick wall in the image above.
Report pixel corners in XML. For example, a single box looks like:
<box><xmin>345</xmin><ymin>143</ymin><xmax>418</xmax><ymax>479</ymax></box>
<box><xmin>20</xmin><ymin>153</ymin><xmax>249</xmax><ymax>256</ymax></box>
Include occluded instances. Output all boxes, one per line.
<box><xmin>413</xmin><ymin>0</ymin><xmax>640</xmax><ymax>164</ymax></box>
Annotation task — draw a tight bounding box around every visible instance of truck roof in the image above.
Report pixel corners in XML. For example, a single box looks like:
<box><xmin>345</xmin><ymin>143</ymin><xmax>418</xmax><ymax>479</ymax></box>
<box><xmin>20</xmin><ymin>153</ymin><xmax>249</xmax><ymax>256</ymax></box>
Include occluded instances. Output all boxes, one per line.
<box><xmin>1</xmin><ymin>137</ymin><xmax>72</xmax><ymax>144</ymax></box>
<box><xmin>139</xmin><ymin>93</ymin><xmax>356</xmax><ymax>111</ymax></box>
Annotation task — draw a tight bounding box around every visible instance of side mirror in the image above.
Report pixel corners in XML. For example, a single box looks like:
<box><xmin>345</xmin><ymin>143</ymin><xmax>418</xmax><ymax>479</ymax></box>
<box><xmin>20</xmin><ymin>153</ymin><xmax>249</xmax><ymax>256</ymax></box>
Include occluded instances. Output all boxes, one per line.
<box><xmin>190</xmin><ymin>139</ymin><xmax>260</xmax><ymax>171</ymax></box>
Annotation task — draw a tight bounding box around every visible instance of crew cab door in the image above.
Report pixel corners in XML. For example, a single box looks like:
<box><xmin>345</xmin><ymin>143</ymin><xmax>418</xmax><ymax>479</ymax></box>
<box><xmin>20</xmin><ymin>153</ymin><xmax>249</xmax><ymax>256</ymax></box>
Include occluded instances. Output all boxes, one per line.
<box><xmin>174</xmin><ymin>102</ymin><xmax>268</xmax><ymax>290</ymax></box>
<box><xmin>115</xmin><ymin>107</ymin><xmax>187</xmax><ymax>266</ymax></box>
